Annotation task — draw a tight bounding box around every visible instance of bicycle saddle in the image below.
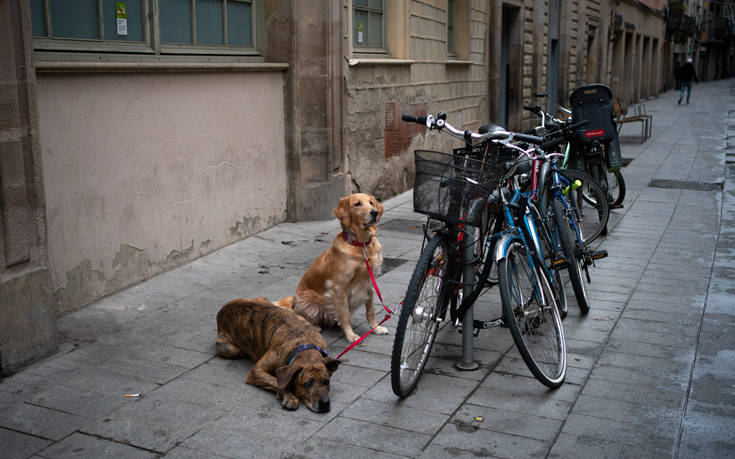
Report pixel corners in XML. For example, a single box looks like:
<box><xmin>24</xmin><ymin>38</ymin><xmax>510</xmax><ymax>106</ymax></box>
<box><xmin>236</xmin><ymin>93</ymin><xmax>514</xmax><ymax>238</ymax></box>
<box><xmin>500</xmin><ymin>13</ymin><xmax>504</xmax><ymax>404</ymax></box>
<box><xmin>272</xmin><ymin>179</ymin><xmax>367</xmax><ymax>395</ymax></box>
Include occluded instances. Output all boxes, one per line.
<box><xmin>503</xmin><ymin>158</ymin><xmax>531</xmax><ymax>174</ymax></box>
<box><xmin>478</xmin><ymin>123</ymin><xmax>507</xmax><ymax>135</ymax></box>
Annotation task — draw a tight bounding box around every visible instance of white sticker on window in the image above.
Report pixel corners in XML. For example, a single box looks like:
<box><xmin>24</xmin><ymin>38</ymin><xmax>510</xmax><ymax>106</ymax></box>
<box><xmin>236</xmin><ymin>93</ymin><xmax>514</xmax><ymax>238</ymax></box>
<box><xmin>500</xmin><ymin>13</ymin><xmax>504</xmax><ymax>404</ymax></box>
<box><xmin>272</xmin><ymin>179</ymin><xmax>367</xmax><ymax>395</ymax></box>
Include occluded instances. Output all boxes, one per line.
<box><xmin>116</xmin><ymin>2</ymin><xmax>128</xmax><ymax>36</ymax></box>
<box><xmin>357</xmin><ymin>21</ymin><xmax>363</xmax><ymax>44</ymax></box>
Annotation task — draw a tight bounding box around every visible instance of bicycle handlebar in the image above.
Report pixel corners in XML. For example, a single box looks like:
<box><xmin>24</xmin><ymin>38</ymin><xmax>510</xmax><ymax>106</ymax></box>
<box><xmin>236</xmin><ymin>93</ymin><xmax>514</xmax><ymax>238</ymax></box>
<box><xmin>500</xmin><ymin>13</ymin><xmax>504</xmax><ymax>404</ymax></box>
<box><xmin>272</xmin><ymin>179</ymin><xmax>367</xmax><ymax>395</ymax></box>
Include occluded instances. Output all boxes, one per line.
<box><xmin>401</xmin><ymin>112</ymin><xmax>586</xmax><ymax>151</ymax></box>
<box><xmin>401</xmin><ymin>114</ymin><xmax>428</xmax><ymax>126</ymax></box>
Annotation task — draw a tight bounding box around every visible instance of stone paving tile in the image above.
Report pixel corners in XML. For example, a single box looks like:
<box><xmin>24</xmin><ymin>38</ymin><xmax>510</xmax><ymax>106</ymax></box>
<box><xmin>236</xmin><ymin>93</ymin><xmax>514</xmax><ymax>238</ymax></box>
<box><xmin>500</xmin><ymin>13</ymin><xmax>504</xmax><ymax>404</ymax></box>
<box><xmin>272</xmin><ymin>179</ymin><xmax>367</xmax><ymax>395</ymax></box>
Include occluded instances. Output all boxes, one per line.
<box><xmin>608</xmin><ymin>322</ymin><xmax>698</xmax><ymax>350</ymax></box>
<box><xmin>79</xmin><ymin>396</ymin><xmax>227</xmax><ymax>453</ymax></box>
<box><xmin>429</xmin><ymin>420</ymin><xmax>550</xmax><ymax>458</ymax></box>
<box><xmin>0</xmin><ymin>402</ymin><xmax>86</xmax><ymax>441</ymax></box>
<box><xmin>161</xmin><ymin>446</ymin><xmax>232</xmax><ymax>458</ymax></box>
<box><xmin>581</xmin><ymin>377</ymin><xmax>687</xmax><ymax>410</ymax></box>
<box><xmin>466</xmin><ymin>383</ymin><xmax>573</xmax><ymax>421</ymax></box>
<box><xmin>26</xmin><ymin>384</ymin><xmax>128</xmax><ymax>419</ymax></box>
<box><xmin>340</xmin><ymin>397</ymin><xmax>449</xmax><ymax>435</ymax></box>
<box><xmin>451</xmin><ymin>402</ymin><xmax>563</xmax><ymax>442</ymax></box>
<box><xmin>605</xmin><ymin>336</ymin><xmax>697</xmax><ymax>361</ymax></box>
<box><xmin>0</xmin><ymin>427</ymin><xmax>53</xmax><ymax>459</ymax></box>
<box><xmin>679</xmin><ymin>404</ymin><xmax>735</xmax><ymax>458</ymax></box>
<box><xmin>478</xmin><ymin>372</ymin><xmax>581</xmax><ymax>403</ymax></box>
<box><xmin>362</xmin><ymin>372</ymin><xmax>479</xmax><ymax>415</ymax></box>
<box><xmin>287</xmin><ymin>437</ymin><xmax>409</xmax><ymax>459</ymax></box>
<box><xmin>562</xmin><ymin>412</ymin><xmax>678</xmax><ymax>457</ymax></box>
<box><xmin>315</xmin><ymin>417</ymin><xmax>432</xmax><ymax>457</ymax></box>
<box><xmin>35</xmin><ymin>432</ymin><xmax>156</xmax><ymax>459</ymax></box>
<box><xmin>548</xmin><ymin>432</ymin><xmax>671</xmax><ymax>459</ymax></box>
<box><xmin>571</xmin><ymin>394</ymin><xmax>683</xmax><ymax>434</ymax></box>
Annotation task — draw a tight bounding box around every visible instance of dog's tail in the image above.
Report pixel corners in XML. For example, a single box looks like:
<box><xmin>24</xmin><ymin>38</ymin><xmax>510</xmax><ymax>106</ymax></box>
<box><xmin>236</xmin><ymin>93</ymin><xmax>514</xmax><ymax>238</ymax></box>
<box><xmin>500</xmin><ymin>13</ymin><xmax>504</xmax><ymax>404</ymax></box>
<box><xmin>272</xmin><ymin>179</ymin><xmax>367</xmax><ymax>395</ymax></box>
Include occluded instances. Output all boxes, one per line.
<box><xmin>274</xmin><ymin>296</ymin><xmax>295</xmax><ymax>310</ymax></box>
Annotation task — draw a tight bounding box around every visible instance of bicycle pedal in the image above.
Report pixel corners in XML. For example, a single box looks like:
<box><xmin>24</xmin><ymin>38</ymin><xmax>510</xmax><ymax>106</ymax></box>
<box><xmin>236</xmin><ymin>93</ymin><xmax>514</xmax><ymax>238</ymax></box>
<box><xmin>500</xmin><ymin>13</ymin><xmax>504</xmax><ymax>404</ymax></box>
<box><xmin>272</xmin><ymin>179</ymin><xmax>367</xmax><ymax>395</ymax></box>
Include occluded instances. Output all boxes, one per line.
<box><xmin>551</xmin><ymin>258</ymin><xmax>567</xmax><ymax>269</ymax></box>
<box><xmin>591</xmin><ymin>250</ymin><xmax>608</xmax><ymax>260</ymax></box>
<box><xmin>611</xmin><ymin>203</ymin><xmax>624</xmax><ymax>209</ymax></box>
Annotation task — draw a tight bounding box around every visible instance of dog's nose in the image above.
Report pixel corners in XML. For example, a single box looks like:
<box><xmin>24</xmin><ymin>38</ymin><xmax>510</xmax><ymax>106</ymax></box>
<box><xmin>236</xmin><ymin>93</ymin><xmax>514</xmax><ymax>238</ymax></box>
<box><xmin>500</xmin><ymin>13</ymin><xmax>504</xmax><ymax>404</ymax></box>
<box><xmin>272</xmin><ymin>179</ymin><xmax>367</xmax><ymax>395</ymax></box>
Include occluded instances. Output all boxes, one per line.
<box><xmin>370</xmin><ymin>210</ymin><xmax>378</xmax><ymax>218</ymax></box>
<box><xmin>318</xmin><ymin>397</ymin><xmax>331</xmax><ymax>412</ymax></box>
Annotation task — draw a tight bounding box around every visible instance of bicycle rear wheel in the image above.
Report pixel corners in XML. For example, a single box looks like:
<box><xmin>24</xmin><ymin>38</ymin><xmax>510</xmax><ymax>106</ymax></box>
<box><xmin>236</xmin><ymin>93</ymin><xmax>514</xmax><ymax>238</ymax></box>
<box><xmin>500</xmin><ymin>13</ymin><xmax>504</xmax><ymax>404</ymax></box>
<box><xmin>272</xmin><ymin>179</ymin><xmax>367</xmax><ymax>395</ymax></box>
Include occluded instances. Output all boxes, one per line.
<box><xmin>561</xmin><ymin>169</ymin><xmax>610</xmax><ymax>243</ymax></box>
<box><xmin>498</xmin><ymin>240</ymin><xmax>566</xmax><ymax>388</ymax></box>
<box><xmin>391</xmin><ymin>234</ymin><xmax>451</xmax><ymax>397</ymax></box>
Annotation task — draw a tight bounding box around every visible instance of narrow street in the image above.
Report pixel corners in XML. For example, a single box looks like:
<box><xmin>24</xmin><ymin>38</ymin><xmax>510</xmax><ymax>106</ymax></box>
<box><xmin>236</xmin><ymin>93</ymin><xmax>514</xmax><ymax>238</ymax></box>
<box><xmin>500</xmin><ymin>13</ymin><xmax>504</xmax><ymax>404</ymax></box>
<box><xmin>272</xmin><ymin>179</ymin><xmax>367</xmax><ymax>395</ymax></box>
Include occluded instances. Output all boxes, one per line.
<box><xmin>1</xmin><ymin>79</ymin><xmax>734</xmax><ymax>458</ymax></box>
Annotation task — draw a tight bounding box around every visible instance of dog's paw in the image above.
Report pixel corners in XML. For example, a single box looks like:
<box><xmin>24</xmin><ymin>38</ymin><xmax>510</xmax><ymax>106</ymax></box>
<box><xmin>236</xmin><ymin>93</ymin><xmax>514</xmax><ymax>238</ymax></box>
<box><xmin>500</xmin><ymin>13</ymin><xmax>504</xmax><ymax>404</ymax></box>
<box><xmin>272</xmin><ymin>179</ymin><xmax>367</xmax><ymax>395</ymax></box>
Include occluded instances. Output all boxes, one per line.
<box><xmin>345</xmin><ymin>331</ymin><xmax>361</xmax><ymax>343</ymax></box>
<box><xmin>374</xmin><ymin>325</ymin><xmax>389</xmax><ymax>335</ymax></box>
<box><xmin>281</xmin><ymin>393</ymin><xmax>299</xmax><ymax>410</ymax></box>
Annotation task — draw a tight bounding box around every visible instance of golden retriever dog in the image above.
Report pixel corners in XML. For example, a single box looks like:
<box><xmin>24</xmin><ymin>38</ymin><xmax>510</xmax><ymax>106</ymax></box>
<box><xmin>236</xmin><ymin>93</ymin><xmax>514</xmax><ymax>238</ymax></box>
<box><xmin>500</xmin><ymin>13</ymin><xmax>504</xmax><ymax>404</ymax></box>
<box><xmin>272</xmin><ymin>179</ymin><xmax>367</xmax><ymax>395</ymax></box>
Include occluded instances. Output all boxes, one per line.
<box><xmin>284</xmin><ymin>193</ymin><xmax>387</xmax><ymax>342</ymax></box>
<box><xmin>216</xmin><ymin>297</ymin><xmax>342</xmax><ymax>412</ymax></box>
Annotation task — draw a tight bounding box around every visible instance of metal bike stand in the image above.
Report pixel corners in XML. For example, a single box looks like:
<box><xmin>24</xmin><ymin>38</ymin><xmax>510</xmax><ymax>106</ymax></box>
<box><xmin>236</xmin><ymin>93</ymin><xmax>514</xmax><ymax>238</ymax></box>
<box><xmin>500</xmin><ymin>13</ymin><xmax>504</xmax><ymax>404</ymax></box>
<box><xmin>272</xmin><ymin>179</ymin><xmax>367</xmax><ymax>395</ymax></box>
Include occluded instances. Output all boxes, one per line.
<box><xmin>455</xmin><ymin>226</ymin><xmax>480</xmax><ymax>371</ymax></box>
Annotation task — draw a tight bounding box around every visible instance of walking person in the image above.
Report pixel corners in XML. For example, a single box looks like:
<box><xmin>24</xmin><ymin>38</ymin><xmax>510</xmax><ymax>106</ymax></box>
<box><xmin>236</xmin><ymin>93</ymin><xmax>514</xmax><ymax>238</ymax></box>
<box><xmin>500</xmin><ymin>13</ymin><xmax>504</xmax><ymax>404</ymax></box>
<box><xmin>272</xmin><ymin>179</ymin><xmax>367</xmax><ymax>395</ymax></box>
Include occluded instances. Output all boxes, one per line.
<box><xmin>677</xmin><ymin>57</ymin><xmax>698</xmax><ymax>104</ymax></box>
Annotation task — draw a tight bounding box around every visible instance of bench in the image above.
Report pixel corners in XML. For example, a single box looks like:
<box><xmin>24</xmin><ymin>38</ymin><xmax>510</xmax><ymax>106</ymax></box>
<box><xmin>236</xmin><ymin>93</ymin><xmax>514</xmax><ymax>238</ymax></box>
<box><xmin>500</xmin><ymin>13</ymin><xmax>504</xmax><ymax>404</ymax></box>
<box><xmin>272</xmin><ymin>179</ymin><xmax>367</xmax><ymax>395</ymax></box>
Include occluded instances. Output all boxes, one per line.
<box><xmin>613</xmin><ymin>99</ymin><xmax>652</xmax><ymax>143</ymax></box>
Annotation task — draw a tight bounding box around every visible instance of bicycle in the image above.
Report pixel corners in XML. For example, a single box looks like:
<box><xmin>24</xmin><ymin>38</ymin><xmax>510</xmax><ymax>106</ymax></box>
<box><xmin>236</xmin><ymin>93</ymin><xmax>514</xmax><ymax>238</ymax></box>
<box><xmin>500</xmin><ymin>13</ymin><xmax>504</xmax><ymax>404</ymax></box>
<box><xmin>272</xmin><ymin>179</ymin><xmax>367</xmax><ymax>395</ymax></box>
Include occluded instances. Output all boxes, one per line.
<box><xmin>533</xmin><ymin>88</ymin><xmax>625</xmax><ymax>212</ymax></box>
<box><xmin>391</xmin><ymin>113</ymin><xmax>569</xmax><ymax>396</ymax></box>
<box><xmin>522</xmin><ymin>104</ymin><xmax>611</xmax><ymax>312</ymax></box>
<box><xmin>567</xmin><ymin>84</ymin><xmax>626</xmax><ymax>209</ymax></box>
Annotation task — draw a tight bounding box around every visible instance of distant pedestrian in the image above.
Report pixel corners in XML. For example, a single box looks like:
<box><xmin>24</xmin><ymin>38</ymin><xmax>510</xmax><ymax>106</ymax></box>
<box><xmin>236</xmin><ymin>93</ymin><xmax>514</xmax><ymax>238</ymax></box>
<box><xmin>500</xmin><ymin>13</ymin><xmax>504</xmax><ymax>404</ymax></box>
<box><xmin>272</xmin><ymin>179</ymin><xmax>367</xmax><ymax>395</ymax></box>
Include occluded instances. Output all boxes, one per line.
<box><xmin>677</xmin><ymin>57</ymin><xmax>698</xmax><ymax>104</ymax></box>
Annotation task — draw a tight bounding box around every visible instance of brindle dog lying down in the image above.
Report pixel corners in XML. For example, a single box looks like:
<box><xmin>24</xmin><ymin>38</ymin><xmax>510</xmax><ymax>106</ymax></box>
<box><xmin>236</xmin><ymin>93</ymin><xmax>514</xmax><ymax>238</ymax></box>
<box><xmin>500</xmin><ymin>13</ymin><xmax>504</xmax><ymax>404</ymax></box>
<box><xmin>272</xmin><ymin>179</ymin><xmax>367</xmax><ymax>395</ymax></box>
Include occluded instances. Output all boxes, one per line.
<box><xmin>215</xmin><ymin>297</ymin><xmax>343</xmax><ymax>412</ymax></box>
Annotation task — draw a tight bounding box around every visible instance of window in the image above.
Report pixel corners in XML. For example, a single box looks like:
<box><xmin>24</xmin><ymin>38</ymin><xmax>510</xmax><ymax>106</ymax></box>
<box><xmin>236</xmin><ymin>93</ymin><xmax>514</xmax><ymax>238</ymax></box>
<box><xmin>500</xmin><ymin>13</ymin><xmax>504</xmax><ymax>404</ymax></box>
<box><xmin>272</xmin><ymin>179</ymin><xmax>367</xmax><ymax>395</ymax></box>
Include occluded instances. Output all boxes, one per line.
<box><xmin>31</xmin><ymin>0</ymin><xmax>260</xmax><ymax>56</ymax></box>
<box><xmin>353</xmin><ymin>0</ymin><xmax>385</xmax><ymax>50</ymax></box>
<box><xmin>160</xmin><ymin>0</ymin><xmax>253</xmax><ymax>46</ymax></box>
<box><xmin>447</xmin><ymin>0</ymin><xmax>456</xmax><ymax>56</ymax></box>
<box><xmin>31</xmin><ymin>0</ymin><xmax>145</xmax><ymax>42</ymax></box>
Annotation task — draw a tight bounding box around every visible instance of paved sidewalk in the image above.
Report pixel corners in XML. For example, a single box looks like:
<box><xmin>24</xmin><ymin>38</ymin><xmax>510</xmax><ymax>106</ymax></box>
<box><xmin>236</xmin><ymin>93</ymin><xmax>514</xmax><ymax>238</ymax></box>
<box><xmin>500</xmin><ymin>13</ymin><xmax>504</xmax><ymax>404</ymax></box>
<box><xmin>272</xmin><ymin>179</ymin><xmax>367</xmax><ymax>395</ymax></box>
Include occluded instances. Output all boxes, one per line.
<box><xmin>2</xmin><ymin>79</ymin><xmax>734</xmax><ymax>458</ymax></box>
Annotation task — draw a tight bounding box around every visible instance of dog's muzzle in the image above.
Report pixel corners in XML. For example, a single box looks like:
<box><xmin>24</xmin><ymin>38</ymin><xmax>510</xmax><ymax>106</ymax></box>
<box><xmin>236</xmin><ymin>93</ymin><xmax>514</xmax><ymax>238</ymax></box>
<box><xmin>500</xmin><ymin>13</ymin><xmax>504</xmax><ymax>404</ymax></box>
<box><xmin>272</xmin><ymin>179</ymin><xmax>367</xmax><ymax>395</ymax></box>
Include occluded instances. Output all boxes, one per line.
<box><xmin>369</xmin><ymin>210</ymin><xmax>379</xmax><ymax>224</ymax></box>
<box><xmin>315</xmin><ymin>396</ymin><xmax>330</xmax><ymax>413</ymax></box>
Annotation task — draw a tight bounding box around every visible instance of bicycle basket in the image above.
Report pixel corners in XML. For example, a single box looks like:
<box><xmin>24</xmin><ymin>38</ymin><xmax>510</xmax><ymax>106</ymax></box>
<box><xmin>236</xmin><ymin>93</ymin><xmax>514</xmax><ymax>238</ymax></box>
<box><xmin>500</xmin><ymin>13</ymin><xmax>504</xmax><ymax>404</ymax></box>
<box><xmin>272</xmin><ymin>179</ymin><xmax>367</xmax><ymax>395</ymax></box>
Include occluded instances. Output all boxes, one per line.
<box><xmin>413</xmin><ymin>150</ymin><xmax>503</xmax><ymax>226</ymax></box>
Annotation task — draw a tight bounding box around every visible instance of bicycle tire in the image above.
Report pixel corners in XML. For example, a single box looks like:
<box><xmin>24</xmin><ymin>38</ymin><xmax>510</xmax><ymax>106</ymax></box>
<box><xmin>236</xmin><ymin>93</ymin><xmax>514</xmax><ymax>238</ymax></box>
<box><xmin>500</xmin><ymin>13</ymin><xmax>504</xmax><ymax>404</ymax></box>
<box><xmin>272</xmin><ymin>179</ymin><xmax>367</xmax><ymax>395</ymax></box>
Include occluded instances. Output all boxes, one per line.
<box><xmin>560</xmin><ymin>168</ymin><xmax>610</xmax><ymax>243</ymax></box>
<box><xmin>391</xmin><ymin>234</ymin><xmax>450</xmax><ymax>397</ymax></box>
<box><xmin>528</xmin><ymin>201</ymin><xmax>568</xmax><ymax>320</ymax></box>
<box><xmin>552</xmin><ymin>197</ymin><xmax>590</xmax><ymax>314</ymax></box>
<box><xmin>606</xmin><ymin>168</ymin><xmax>626</xmax><ymax>208</ymax></box>
<box><xmin>498</xmin><ymin>239</ymin><xmax>566</xmax><ymax>388</ymax></box>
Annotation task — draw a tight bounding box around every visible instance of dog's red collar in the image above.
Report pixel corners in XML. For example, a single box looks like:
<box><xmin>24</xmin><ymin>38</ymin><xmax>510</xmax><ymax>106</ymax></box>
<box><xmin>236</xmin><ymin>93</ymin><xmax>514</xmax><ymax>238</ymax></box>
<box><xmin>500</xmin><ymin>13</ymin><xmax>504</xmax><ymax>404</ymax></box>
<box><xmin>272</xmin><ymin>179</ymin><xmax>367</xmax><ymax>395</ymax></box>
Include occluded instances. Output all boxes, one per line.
<box><xmin>286</xmin><ymin>344</ymin><xmax>328</xmax><ymax>366</ymax></box>
<box><xmin>342</xmin><ymin>231</ymin><xmax>372</xmax><ymax>247</ymax></box>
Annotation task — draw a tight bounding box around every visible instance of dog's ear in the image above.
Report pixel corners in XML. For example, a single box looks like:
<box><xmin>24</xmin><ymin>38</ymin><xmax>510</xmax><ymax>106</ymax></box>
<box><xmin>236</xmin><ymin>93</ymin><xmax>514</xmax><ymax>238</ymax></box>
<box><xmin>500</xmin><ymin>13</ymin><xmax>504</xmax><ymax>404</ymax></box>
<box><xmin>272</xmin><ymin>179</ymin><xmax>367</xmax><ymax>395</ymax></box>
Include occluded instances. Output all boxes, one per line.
<box><xmin>333</xmin><ymin>196</ymin><xmax>352</xmax><ymax>227</ymax></box>
<box><xmin>275</xmin><ymin>365</ymin><xmax>302</xmax><ymax>394</ymax></box>
<box><xmin>371</xmin><ymin>195</ymin><xmax>384</xmax><ymax>221</ymax></box>
<box><xmin>323</xmin><ymin>357</ymin><xmax>344</xmax><ymax>376</ymax></box>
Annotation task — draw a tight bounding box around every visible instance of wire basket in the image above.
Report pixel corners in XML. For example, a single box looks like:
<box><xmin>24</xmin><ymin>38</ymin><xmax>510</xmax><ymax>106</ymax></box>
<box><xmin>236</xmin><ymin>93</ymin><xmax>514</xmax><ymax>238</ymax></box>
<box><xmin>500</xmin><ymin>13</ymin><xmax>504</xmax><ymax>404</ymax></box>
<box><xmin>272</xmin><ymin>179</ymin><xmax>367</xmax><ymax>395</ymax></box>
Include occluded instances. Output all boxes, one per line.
<box><xmin>413</xmin><ymin>150</ymin><xmax>504</xmax><ymax>226</ymax></box>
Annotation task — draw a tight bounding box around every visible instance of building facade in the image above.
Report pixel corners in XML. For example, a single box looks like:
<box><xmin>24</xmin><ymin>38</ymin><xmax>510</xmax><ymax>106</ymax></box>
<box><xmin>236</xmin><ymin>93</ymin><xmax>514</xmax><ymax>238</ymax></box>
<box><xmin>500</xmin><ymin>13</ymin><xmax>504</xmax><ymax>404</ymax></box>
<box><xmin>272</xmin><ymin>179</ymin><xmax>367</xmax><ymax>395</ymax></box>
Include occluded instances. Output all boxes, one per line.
<box><xmin>1</xmin><ymin>0</ymin><xmax>668</xmax><ymax>374</ymax></box>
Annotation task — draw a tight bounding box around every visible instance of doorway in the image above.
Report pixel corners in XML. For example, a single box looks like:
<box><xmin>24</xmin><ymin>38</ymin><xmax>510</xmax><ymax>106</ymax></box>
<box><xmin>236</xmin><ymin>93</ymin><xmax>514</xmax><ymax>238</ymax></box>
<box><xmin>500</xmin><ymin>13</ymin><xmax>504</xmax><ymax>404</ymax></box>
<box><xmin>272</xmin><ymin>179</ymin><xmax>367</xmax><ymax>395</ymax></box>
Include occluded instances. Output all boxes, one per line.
<box><xmin>499</xmin><ymin>4</ymin><xmax>521</xmax><ymax>128</ymax></box>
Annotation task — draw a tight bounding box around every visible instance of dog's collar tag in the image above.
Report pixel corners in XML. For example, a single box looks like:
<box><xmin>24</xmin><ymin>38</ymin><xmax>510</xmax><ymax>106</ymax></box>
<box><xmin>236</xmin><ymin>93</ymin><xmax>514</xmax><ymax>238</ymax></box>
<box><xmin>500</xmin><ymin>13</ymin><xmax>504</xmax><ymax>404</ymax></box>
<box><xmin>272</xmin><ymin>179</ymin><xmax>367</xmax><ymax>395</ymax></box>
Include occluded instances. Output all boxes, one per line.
<box><xmin>342</xmin><ymin>231</ymin><xmax>372</xmax><ymax>247</ymax></box>
<box><xmin>286</xmin><ymin>344</ymin><xmax>329</xmax><ymax>366</ymax></box>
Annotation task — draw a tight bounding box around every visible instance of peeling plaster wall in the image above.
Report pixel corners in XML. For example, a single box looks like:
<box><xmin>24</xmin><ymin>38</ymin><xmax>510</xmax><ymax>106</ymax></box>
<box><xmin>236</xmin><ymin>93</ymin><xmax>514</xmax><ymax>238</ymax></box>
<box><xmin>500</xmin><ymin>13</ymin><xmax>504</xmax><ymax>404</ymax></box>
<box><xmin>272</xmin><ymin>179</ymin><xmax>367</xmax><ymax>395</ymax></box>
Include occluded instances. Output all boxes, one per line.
<box><xmin>36</xmin><ymin>71</ymin><xmax>287</xmax><ymax>314</ymax></box>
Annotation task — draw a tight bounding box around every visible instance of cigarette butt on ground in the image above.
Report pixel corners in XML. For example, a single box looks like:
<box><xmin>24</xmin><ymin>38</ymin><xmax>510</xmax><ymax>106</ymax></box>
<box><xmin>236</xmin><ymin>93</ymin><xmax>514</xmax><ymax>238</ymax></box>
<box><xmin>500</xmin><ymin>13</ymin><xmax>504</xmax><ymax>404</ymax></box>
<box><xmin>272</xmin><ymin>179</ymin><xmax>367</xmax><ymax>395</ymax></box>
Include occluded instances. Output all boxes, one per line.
<box><xmin>125</xmin><ymin>393</ymin><xmax>141</xmax><ymax>398</ymax></box>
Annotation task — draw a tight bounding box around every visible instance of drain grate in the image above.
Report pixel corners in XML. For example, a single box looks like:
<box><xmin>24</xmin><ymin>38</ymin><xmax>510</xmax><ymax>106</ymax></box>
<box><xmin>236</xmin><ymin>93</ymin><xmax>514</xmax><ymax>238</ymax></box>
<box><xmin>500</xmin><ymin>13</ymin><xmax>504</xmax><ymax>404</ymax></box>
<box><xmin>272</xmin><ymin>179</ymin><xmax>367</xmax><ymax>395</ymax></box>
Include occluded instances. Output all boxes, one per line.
<box><xmin>380</xmin><ymin>257</ymin><xmax>408</xmax><ymax>276</ymax></box>
<box><xmin>380</xmin><ymin>218</ymin><xmax>424</xmax><ymax>234</ymax></box>
<box><xmin>648</xmin><ymin>179</ymin><xmax>723</xmax><ymax>191</ymax></box>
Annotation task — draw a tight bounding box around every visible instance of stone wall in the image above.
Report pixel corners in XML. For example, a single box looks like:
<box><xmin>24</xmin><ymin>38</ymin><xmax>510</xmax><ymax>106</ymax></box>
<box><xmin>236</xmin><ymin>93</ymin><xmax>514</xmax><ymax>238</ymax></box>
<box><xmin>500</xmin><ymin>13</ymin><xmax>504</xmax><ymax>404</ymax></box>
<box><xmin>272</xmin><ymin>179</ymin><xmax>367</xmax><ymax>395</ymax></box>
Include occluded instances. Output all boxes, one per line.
<box><xmin>0</xmin><ymin>0</ymin><xmax>58</xmax><ymax>375</ymax></box>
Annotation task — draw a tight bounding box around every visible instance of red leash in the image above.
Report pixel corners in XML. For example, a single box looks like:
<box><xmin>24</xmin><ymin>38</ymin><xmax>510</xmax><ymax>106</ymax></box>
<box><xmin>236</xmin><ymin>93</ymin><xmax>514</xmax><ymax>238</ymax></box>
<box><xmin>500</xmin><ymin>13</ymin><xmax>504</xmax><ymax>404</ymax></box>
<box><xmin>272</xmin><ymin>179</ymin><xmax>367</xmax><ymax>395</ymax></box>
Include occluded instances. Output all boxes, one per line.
<box><xmin>336</xmin><ymin>246</ymin><xmax>398</xmax><ymax>359</ymax></box>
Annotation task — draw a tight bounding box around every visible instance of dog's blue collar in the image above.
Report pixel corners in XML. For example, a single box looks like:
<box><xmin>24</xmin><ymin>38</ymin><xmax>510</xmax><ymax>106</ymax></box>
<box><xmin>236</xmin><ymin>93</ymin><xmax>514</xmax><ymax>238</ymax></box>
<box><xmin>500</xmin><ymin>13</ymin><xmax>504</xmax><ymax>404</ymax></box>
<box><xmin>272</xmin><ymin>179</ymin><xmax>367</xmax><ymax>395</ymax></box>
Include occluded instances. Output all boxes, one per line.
<box><xmin>286</xmin><ymin>344</ymin><xmax>328</xmax><ymax>366</ymax></box>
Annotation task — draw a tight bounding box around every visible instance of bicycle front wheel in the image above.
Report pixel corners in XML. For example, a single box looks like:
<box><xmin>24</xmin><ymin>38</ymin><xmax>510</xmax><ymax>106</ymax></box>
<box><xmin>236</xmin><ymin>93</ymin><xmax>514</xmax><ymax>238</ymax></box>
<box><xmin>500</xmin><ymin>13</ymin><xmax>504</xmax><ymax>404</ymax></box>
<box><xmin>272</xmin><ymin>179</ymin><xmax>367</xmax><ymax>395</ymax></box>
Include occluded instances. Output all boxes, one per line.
<box><xmin>391</xmin><ymin>234</ymin><xmax>451</xmax><ymax>397</ymax></box>
<box><xmin>552</xmin><ymin>197</ymin><xmax>589</xmax><ymax>314</ymax></box>
<box><xmin>561</xmin><ymin>168</ymin><xmax>610</xmax><ymax>243</ymax></box>
<box><xmin>498</xmin><ymin>240</ymin><xmax>566</xmax><ymax>388</ymax></box>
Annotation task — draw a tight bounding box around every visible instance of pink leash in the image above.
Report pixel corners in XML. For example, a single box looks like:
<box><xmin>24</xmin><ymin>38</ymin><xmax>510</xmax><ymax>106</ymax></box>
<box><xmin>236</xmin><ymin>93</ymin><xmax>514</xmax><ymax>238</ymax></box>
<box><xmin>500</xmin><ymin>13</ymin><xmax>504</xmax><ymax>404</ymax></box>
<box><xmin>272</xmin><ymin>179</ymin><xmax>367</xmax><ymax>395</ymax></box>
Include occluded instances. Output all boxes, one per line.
<box><xmin>336</xmin><ymin>246</ymin><xmax>398</xmax><ymax>359</ymax></box>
